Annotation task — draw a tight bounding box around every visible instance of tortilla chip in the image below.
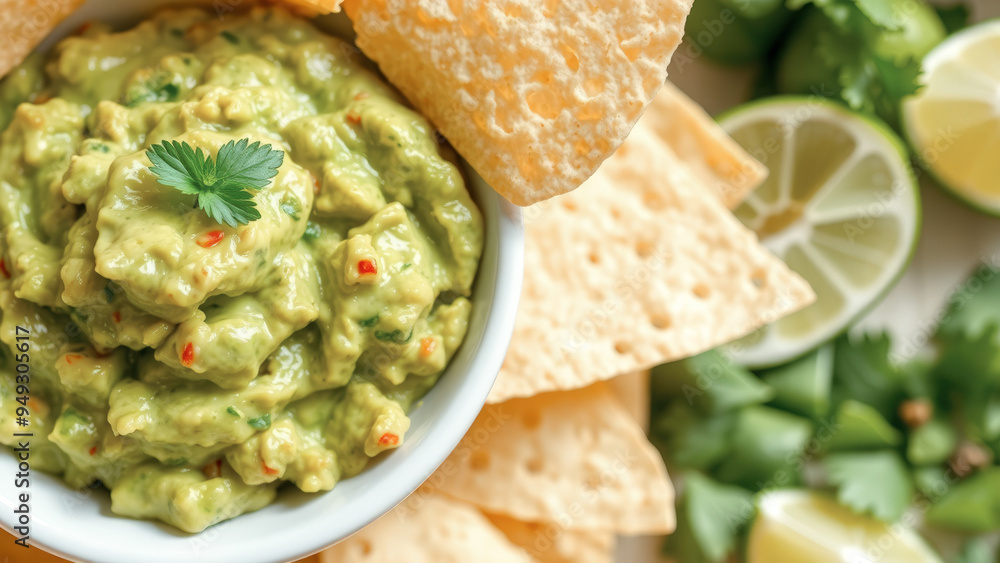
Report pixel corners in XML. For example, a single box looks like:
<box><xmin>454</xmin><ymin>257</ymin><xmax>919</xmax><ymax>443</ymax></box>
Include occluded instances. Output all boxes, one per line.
<box><xmin>643</xmin><ymin>82</ymin><xmax>767</xmax><ymax>209</ymax></box>
<box><xmin>343</xmin><ymin>0</ymin><xmax>694</xmax><ymax>206</ymax></box>
<box><xmin>484</xmin><ymin>512</ymin><xmax>616</xmax><ymax>563</ymax></box>
<box><xmin>276</xmin><ymin>0</ymin><xmax>344</xmax><ymax>15</ymax></box>
<box><xmin>608</xmin><ymin>371</ymin><xmax>651</xmax><ymax>433</ymax></box>
<box><xmin>0</xmin><ymin>0</ymin><xmax>85</xmax><ymax>79</ymax></box>
<box><xmin>431</xmin><ymin>383</ymin><xmax>675</xmax><ymax>534</ymax></box>
<box><xmin>320</xmin><ymin>491</ymin><xmax>532</xmax><ymax>563</ymax></box>
<box><xmin>487</xmin><ymin>123</ymin><xmax>815</xmax><ymax>404</ymax></box>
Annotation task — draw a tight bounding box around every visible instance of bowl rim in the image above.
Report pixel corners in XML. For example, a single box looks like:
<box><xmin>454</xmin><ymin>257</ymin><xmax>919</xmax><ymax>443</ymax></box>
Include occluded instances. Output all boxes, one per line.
<box><xmin>0</xmin><ymin>3</ymin><xmax>525</xmax><ymax>562</ymax></box>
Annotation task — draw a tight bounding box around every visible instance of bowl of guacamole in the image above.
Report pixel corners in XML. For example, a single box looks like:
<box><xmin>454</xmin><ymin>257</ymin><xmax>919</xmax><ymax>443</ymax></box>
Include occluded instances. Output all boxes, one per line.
<box><xmin>0</xmin><ymin>2</ymin><xmax>523</xmax><ymax>561</ymax></box>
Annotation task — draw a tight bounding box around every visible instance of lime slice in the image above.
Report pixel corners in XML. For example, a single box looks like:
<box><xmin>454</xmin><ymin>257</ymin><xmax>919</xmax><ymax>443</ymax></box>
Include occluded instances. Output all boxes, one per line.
<box><xmin>902</xmin><ymin>20</ymin><xmax>1000</xmax><ymax>215</ymax></box>
<box><xmin>719</xmin><ymin>98</ymin><xmax>920</xmax><ymax>368</ymax></box>
<box><xmin>748</xmin><ymin>490</ymin><xmax>942</xmax><ymax>563</ymax></box>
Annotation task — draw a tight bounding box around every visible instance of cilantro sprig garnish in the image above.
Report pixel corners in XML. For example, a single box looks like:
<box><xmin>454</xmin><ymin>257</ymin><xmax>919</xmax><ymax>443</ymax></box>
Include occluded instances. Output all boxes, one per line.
<box><xmin>146</xmin><ymin>138</ymin><xmax>284</xmax><ymax>228</ymax></box>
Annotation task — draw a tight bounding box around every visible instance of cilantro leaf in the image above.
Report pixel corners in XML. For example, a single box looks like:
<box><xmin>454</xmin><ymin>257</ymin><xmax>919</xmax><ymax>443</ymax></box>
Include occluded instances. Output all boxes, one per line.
<box><xmin>145</xmin><ymin>138</ymin><xmax>284</xmax><ymax>228</ymax></box>
<box><xmin>650</xmin><ymin>403</ymin><xmax>736</xmax><ymax>470</ymax></box>
<box><xmin>665</xmin><ymin>472</ymin><xmax>754</xmax><ymax>563</ymax></box>
<box><xmin>936</xmin><ymin>4</ymin><xmax>971</xmax><ymax>36</ymax></box>
<box><xmin>956</xmin><ymin>537</ymin><xmax>993</xmax><ymax>563</ymax></box>
<box><xmin>832</xmin><ymin>333</ymin><xmax>904</xmax><ymax>420</ymax></box>
<box><xmin>824</xmin><ymin>400</ymin><xmax>902</xmax><ymax>452</ymax></box>
<box><xmin>906</xmin><ymin>418</ymin><xmax>958</xmax><ymax>466</ymax></box>
<box><xmin>926</xmin><ymin>468</ymin><xmax>1000</xmax><ymax>532</ymax></box>
<box><xmin>651</xmin><ymin>350</ymin><xmax>774</xmax><ymax>414</ymax></box>
<box><xmin>757</xmin><ymin>344</ymin><xmax>833</xmax><ymax>418</ymax></box>
<box><xmin>247</xmin><ymin>413</ymin><xmax>271</xmax><ymax>430</ymax></box>
<box><xmin>714</xmin><ymin>406</ymin><xmax>813</xmax><ymax>489</ymax></box>
<box><xmin>824</xmin><ymin>450</ymin><xmax>913</xmax><ymax>522</ymax></box>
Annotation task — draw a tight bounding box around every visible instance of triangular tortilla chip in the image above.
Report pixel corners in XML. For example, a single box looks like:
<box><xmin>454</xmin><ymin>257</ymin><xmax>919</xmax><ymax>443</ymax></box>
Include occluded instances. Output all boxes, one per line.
<box><xmin>484</xmin><ymin>512</ymin><xmax>616</xmax><ymax>563</ymax></box>
<box><xmin>320</xmin><ymin>491</ymin><xmax>532</xmax><ymax>563</ymax></box>
<box><xmin>608</xmin><ymin>370</ymin><xmax>651</xmax><ymax>433</ymax></box>
<box><xmin>0</xmin><ymin>0</ymin><xmax>85</xmax><ymax>78</ymax></box>
<box><xmin>343</xmin><ymin>0</ymin><xmax>694</xmax><ymax>205</ymax></box>
<box><xmin>432</xmin><ymin>383</ymin><xmax>675</xmax><ymax>534</ymax></box>
<box><xmin>487</xmin><ymin>123</ymin><xmax>815</xmax><ymax>404</ymax></box>
<box><xmin>643</xmin><ymin>82</ymin><xmax>767</xmax><ymax>208</ymax></box>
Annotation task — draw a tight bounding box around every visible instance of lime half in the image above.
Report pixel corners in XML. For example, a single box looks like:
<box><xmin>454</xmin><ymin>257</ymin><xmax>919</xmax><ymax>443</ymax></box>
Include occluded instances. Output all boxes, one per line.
<box><xmin>903</xmin><ymin>20</ymin><xmax>1000</xmax><ymax>215</ymax></box>
<box><xmin>748</xmin><ymin>490</ymin><xmax>942</xmax><ymax>563</ymax></box>
<box><xmin>720</xmin><ymin>98</ymin><xmax>921</xmax><ymax>368</ymax></box>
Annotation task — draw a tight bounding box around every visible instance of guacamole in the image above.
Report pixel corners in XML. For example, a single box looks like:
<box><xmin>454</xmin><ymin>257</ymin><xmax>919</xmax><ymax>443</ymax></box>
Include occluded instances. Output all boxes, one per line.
<box><xmin>0</xmin><ymin>7</ymin><xmax>483</xmax><ymax>532</ymax></box>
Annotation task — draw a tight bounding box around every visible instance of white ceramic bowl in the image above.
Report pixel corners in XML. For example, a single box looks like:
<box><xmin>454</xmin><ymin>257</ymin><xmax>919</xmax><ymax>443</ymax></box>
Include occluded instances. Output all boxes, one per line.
<box><xmin>0</xmin><ymin>3</ymin><xmax>524</xmax><ymax>561</ymax></box>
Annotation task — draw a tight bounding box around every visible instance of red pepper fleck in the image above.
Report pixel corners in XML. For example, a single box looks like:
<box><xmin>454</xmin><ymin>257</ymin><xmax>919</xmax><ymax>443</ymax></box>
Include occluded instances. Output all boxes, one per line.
<box><xmin>354</xmin><ymin>92</ymin><xmax>370</xmax><ymax>101</ymax></box>
<box><xmin>112</xmin><ymin>311</ymin><xmax>121</xmax><ymax>323</ymax></box>
<box><xmin>378</xmin><ymin>433</ymin><xmax>399</xmax><ymax>447</ymax></box>
<box><xmin>64</xmin><ymin>353</ymin><xmax>84</xmax><ymax>364</ymax></box>
<box><xmin>262</xmin><ymin>462</ymin><xmax>279</xmax><ymax>476</ymax></box>
<box><xmin>346</xmin><ymin>111</ymin><xmax>362</xmax><ymax>125</ymax></box>
<box><xmin>202</xmin><ymin>459</ymin><xmax>223</xmax><ymax>479</ymax></box>
<box><xmin>313</xmin><ymin>174</ymin><xmax>321</xmax><ymax>195</ymax></box>
<box><xmin>0</xmin><ymin>258</ymin><xmax>9</xmax><ymax>279</ymax></box>
<box><xmin>88</xmin><ymin>446</ymin><xmax>97</xmax><ymax>456</ymax></box>
<box><xmin>358</xmin><ymin>259</ymin><xmax>377</xmax><ymax>276</ymax></box>
<box><xmin>419</xmin><ymin>337</ymin><xmax>437</xmax><ymax>358</ymax></box>
<box><xmin>196</xmin><ymin>230</ymin><xmax>225</xmax><ymax>248</ymax></box>
<box><xmin>75</xmin><ymin>22</ymin><xmax>92</xmax><ymax>35</ymax></box>
<box><xmin>181</xmin><ymin>343</ymin><xmax>195</xmax><ymax>367</ymax></box>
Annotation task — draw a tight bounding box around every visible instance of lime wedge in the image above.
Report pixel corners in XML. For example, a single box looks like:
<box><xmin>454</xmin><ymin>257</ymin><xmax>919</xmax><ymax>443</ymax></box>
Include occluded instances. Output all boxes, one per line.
<box><xmin>903</xmin><ymin>20</ymin><xmax>1000</xmax><ymax>215</ymax></box>
<box><xmin>748</xmin><ymin>490</ymin><xmax>942</xmax><ymax>563</ymax></box>
<box><xmin>719</xmin><ymin>98</ymin><xmax>921</xmax><ymax>368</ymax></box>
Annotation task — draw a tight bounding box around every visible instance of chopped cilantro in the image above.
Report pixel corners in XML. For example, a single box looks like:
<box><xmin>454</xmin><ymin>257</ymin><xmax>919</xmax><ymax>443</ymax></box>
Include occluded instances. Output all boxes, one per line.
<box><xmin>247</xmin><ymin>413</ymin><xmax>271</xmax><ymax>430</ymax></box>
<box><xmin>104</xmin><ymin>285</ymin><xmax>114</xmax><ymax>304</ymax></box>
<box><xmin>374</xmin><ymin>328</ymin><xmax>413</xmax><ymax>344</ymax></box>
<box><xmin>220</xmin><ymin>31</ymin><xmax>239</xmax><ymax>45</ymax></box>
<box><xmin>280</xmin><ymin>199</ymin><xmax>301</xmax><ymax>220</ymax></box>
<box><xmin>226</xmin><ymin>406</ymin><xmax>240</xmax><ymax>417</ymax></box>
<box><xmin>824</xmin><ymin>451</ymin><xmax>913</xmax><ymax>522</ymax></box>
<box><xmin>359</xmin><ymin>315</ymin><xmax>379</xmax><ymax>328</ymax></box>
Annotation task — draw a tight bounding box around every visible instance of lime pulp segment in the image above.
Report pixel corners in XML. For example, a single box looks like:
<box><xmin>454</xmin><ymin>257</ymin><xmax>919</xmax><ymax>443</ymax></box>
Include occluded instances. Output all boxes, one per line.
<box><xmin>721</xmin><ymin>99</ymin><xmax>920</xmax><ymax>368</ymax></box>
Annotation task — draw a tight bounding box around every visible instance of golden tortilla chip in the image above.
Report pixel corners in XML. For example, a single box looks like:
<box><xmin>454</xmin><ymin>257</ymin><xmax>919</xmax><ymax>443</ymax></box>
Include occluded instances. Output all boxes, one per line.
<box><xmin>276</xmin><ymin>0</ymin><xmax>344</xmax><ymax>14</ymax></box>
<box><xmin>432</xmin><ymin>383</ymin><xmax>675</xmax><ymax>534</ymax></box>
<box><xmin>488</xmin><ymin>123</ymin><xmax>815</xmax><ymax>404</ymax></box>
<box><xmin>485</xmin><ymin>512</ymin><xmax>616</xmax><ymax>563</ymax></box>
<box><xmin>343</xmin><ymin>0</ymin><xmax>694</xmax><ymax>205</ymax></box>
<box><xmin>0</xmin><ymin>0</ymin><xmax>85</xmax><ymax>79</ymax></box>
<box><xmin>608</xmin><ymin>371</ymin><xmax>651</xmax><ymax>433</ymax></box>
<box><xmin>644</xmin><ymin>82</ymin><xmax>767</xmax><ymax>208</ymax></box>
<box><xmin>320</xmin><ymin>491</ymin><xmax>532</xmax><ymax>563</ymax></box>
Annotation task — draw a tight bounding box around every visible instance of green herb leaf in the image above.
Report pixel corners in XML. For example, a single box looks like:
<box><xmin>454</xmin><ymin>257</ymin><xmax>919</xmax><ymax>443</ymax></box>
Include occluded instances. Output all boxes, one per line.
<box><xmin>714</xmin><ymin>406</ymin><xmax>813</xmax><ymax>489</ymax></box>
<box><xmin>757</xmin><ymin>345</ymin><xmax>833</xmax><ymax>418</ymax></box>
<box><xmin>374</xmin><ymin>328</ymin><xmax>413</xmax><ymax>344</ymax></box>
<box><xmin>359</xmin><ymin>315</ymin><xmax>380</xmax><ymax>328</ymax></box>
<box><xmin>824</xmin><ymin>450</ymin><xmax>913</xmax><ymax>522</ymax></box>
<box><xmin>226</xmin><ymin>406</ymin><xmax>240</xmax><ymax>417</ymax></box>
<box><xmin>936</xmin><ymin>4</ymin><xmax>971</xmax><ymax>36</ymax></box>
<box><xmin>956</xmin><ymin>537</ymin><xmax>994</xmax><ymax>563</ymax></box>
<box><xmin>665</xmin><ymin>472</ymin><xmax>754</xmax><ymax>563</ymax></box>
<box><xmin>651</xmin><ymin>350</ymin><xmax>774</xmax><ymax>414</ymax></box>
<box><xmin>927</xmin><ymin>468</ymin><xmax>1000</xmax><ymax>532</ymax></box>
<box><xmin>650</xmin><ymin>404</ymin><xmax>736</xmax><ymax>470</ymax></box>
<box><xmin>906</xmin><ymin>418</ymin><xmax>958</xmax><ymax>466</ymax></box>
<box><xmin>247</xmin><ymin>413</ymin><xmax>271</xmax><ymax>430</ymax></box>
<box><xmin>832</xmin><ymin>333</ymin><xmax>904</xmax><ymax>420</ymax></box>
<box><xmin>824</xmin><ymin>400</ymin><xmax>902</xmax><ymax>452</ymax></box>
<box><xmin>145</xmin><ymin>138</ymin><xmax>284</xmax><ymax>228</ymax></box>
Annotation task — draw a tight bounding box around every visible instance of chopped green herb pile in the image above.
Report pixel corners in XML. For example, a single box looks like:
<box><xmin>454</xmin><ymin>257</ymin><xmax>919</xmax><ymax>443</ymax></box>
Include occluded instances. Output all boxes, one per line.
<box><xmin>685</xmin><ymin>0</ymin><xmax>969</xmax><ymax>129</ymax></box>
<box><xmin>146</xmin><ymin>138</ymin><xmax>284</xmax><ymax>228</ymax></box>
<box><xmin>651</xmin><ymin>264</ymin><xmax>1000</xmax><ymax>562</ymax></box>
